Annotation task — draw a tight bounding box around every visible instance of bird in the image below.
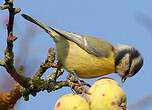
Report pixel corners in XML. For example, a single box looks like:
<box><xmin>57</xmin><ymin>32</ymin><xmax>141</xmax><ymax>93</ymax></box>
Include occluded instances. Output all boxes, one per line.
<box><xmin>21</xmin><ymin>14</ymin><xmax>143</xmax><ymax>83</ymax></box>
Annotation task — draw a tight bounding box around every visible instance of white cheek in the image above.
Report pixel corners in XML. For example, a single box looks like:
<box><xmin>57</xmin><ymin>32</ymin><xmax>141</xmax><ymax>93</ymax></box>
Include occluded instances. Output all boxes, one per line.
<box><xmin>116</xmin><ymin>53</ymin><xmax>130</xmax><ymax>75</ymax></box>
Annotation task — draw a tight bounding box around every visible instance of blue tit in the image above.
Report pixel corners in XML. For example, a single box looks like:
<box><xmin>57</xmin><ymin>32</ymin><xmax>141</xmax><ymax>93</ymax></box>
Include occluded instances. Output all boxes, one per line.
<box><xmin>22</xmin><ymin>14</ymin><xmax>143</xmax><ymax>83</ymax></box>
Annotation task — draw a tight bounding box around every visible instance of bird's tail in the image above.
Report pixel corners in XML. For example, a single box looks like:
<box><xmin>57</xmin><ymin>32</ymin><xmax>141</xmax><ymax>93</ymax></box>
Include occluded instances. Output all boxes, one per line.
<box><xmin>22</xmin><ymin>14</ymin><xmax>58</xmax><ymax>38</ymax></box>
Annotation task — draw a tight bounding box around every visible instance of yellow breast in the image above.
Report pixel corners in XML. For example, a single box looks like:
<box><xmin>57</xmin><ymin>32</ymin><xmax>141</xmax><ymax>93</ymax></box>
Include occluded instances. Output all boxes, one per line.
<box><xmin>56</xmin><ymin>38</ymin><xmax>115</xmax><ymax>78</ymax></box>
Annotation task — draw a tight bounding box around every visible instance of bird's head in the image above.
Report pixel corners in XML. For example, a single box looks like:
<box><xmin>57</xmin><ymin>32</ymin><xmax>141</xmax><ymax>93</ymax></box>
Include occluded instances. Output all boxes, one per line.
<box><xmin>114</xmin><ymin>44</ymin><xmax>143</xmax><ymax>83</ymax></box>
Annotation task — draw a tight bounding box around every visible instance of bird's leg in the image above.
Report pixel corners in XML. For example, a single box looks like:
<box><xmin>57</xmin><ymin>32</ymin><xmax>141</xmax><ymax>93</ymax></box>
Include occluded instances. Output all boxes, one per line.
<box><xmin>71</xmin><ymin>71</ymin><xmax>82</xmax><ymax>85</ymax></box>
<box><xmin>54</xmin><ymin>61</ymin><xmax>62</xmax><ymax>81</ymax></box>
<box><xmin>67</xmin><ymin>74</ymin><xmax>91</xmax><ymax>95</ymax></box>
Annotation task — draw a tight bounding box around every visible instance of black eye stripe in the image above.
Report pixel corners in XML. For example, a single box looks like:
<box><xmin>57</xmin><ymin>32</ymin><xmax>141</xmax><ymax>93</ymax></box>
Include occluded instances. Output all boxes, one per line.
<box><xmin>115</xmin><ymin>48</ymin><xmax>140</xmax><ymax>65</ymax></box>
<box><xmin>129</xmin><ymin>49</ymin><xmax>140</xmax><ymax>59</ymax></box>
<box><xmin>115</xmin><ymin>50</ymin><xmax>129</xmax><ymax>66</ymax></box>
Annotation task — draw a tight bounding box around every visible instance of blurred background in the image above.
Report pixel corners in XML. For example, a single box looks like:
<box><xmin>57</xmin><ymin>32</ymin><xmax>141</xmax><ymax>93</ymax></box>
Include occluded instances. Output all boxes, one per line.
<box><xmin>0</xmin><ymin>0</ymin><xmax>152</xmax><ymax>110</ymax></box>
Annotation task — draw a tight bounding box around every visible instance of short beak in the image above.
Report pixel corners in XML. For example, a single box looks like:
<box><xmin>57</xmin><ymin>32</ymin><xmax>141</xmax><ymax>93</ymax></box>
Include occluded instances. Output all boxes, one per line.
<box><xmin>121</xmin><ymin>77</ymin><xmax>126</xmax><ymax>83</ymax></box>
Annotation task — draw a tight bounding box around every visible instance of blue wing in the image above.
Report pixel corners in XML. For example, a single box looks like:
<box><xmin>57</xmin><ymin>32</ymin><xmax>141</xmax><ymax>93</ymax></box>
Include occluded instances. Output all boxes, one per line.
<box><xmin>51</xmin><ymin>28</ymin><xmax>113</xmax><ymax>58</ymax></box>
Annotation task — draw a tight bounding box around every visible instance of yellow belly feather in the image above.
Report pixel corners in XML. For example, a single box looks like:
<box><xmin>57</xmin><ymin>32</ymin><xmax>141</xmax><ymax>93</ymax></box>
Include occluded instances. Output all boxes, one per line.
<box><xmin>56</xmin><ymin>38</ymin><xmax>115</xmax><ymax>78</ymax></box>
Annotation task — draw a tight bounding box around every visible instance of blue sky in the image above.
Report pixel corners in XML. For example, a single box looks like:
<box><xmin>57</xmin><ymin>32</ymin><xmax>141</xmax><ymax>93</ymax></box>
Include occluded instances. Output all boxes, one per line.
<box><xmin>0</xmin><ymin>0</ymin><xmax>152</xmax><ymax>110</ymax></box>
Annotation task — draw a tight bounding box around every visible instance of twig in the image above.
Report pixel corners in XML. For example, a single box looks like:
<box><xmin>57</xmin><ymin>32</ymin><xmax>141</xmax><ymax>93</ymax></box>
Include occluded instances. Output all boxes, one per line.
<box><xmin>0</xmin><ymin>61</ymin><xmax>5</xmax><ymax>66</ymax></box>
<box><xmin>0</xmin><ymin>0</ymin><xmax>90</xmax><ymax>105</ymax></box>
<box><xmin>34</xmin><ymin>48</ymin><xmax>57</xmax><ymax>78</ymax></box>
<box><xmin>45</xmin><ymin>74</ymin><xmax>90</xmax><ymax>95</ymax></box>
<box><xmin>0</xmin><ymin>0</ymin><xmax>27</xmax><ymax>87</ymax></box>
<box><xmin>0</xmin><ymin>83</ymin><xmax>24</xmax><ymax>110</ymax></box>
<box><xmin>46</xmin><ymin>67</ymin><xmax>64</xmax><ymax>81</ymax></box>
